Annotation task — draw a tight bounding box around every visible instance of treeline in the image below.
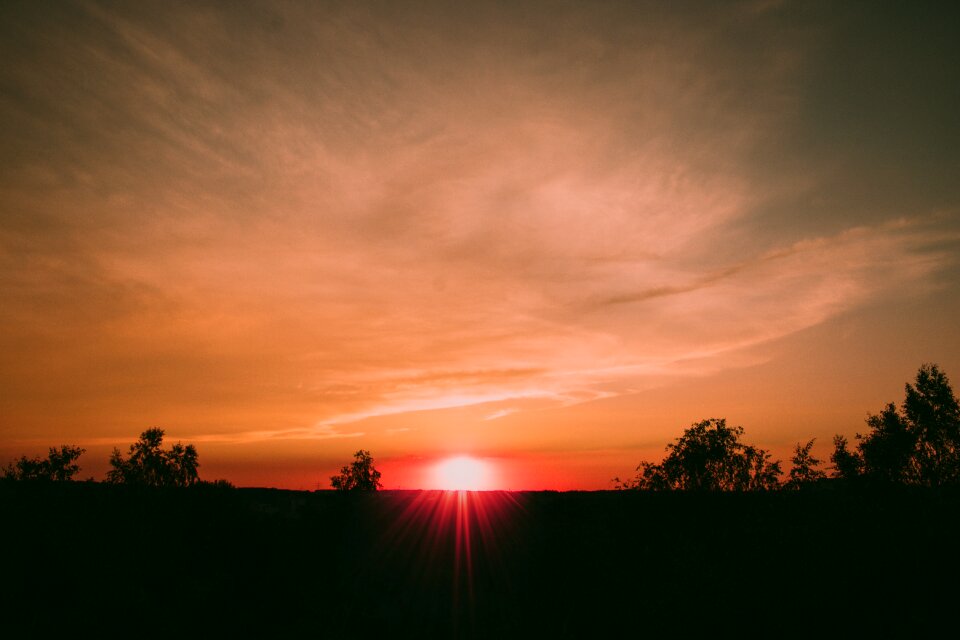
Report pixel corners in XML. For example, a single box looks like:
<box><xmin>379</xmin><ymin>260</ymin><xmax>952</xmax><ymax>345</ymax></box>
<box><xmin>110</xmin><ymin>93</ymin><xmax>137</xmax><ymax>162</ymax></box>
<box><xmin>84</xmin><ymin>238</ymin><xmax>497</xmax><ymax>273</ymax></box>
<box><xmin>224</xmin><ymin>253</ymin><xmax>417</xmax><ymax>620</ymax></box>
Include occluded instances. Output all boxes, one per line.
<box><xmin>615</xmin><ymin>363</ymin><xmax>960</xmax><ymax>490</ymax></box>
<box><xmin>2</xmin><ymin>427</ymin><xmax>232</xmax><ymax>488</ymax></box>
<box><xmin>5</xmin><ymin>363</ymin><xmax>959</xmax><ymax>491</ymax></box>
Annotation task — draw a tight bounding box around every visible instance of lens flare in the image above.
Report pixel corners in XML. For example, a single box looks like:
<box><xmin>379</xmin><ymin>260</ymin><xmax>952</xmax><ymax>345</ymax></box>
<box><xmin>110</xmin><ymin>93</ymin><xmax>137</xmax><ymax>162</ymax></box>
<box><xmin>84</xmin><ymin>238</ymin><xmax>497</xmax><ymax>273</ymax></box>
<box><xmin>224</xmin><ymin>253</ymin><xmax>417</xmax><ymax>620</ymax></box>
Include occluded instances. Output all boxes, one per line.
<box><xmin>368</xmin><ymin>489</ymin><xmax>526</xmax><ymax>630</ymax></box>
<box><xmin>433</xmin><ymin>456</ymin><xmax>489</xmax><ymax>491</ymax></box>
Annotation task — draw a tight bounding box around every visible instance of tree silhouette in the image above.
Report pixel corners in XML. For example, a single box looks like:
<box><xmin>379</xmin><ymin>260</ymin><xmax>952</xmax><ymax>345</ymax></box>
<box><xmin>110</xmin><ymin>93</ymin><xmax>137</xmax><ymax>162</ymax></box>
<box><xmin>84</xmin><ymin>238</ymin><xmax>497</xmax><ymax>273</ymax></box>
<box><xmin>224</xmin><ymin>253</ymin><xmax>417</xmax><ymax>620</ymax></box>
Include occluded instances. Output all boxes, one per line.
<box><xmin>784</xmin><ymin>438</ymin><xmax>825</xmax><ymax>489</ymax></box>
<box><xmin>614</xmin><ymin>418</ymin><xmax>782</xmax><ymax>491</ymax></box>
<box><xmin>831</xmin><ymin>364</ymin><xmax>960</xmax><ymax>486</ymax></box>
<box><xmin>330</xmin><ymin>449</ymin><xmax>382</xmax><ymax>491</ymax></box>
<box><xmin>858</xmin><ymin>403</ymin><xmax>915</xmax><ymax>483</ymax></box>
<box><xmin>106</xmin><ymin>428</ymin><xmax>200</xmax><ymax>487</ymax></box>
<box><xmin>829</xmin><ymin>435</ymin><xmax>862</xmax><ymax>480</ymax></box>
<box><xmin>904</xmin><ymin>363</ymin><xmax>960</xmax><ymax>485</ymax></box>
<box><xmin>2</xmin><ymin>445</ymin><xmax>85</xmax><ymax>481</ymax></box>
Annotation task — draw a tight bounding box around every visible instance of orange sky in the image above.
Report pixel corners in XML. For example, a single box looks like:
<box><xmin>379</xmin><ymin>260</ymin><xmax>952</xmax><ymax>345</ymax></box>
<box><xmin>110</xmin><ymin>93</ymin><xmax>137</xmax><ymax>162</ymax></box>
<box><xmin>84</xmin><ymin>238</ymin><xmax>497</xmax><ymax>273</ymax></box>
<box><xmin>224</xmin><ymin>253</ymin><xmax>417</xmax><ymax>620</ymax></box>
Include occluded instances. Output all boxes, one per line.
<box><xmin>1</xmin><ymin>1</ymin><xmax>959</xmax><ymax>489</ymax></box>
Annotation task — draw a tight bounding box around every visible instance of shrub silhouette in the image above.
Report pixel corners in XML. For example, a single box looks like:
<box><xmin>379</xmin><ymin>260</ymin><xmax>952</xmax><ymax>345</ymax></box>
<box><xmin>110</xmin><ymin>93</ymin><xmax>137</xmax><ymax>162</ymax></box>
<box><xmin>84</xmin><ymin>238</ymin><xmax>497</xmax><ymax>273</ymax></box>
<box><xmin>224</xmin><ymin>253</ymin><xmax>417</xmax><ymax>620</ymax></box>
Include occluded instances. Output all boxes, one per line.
<box><xmin>831</xmin><ymin>363</ymin><xmax>960</xmax><ymax>486</ymax></box>
<box><xmin>330</xmin><ymin>449</ymin><xmax>382</xmax><ymax>491</ymax></box>
<box><xmin>106</xmin><ymin>428</ymin><xmax>200</xmax><ymax>487</ymax></box>
<box><xmin>2</xmin><ymin>445</ymin><xmax>85</xmax><ymax>481</ymax></box>
<box><xmin>614</xmin><ymin>418</ymin><xmax>782</xmax><ymax>491</ymax></box>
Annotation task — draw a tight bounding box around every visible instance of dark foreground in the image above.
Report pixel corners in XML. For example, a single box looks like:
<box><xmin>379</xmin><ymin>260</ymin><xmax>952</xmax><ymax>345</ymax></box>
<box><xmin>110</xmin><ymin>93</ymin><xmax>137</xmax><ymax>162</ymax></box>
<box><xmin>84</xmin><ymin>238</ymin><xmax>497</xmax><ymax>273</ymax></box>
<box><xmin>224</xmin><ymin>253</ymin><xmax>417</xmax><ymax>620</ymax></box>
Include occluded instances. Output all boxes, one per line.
<box><xmin>4</xmin><ymin>483</ymin><xmax>959</xmax><ymax>637</ymax></box>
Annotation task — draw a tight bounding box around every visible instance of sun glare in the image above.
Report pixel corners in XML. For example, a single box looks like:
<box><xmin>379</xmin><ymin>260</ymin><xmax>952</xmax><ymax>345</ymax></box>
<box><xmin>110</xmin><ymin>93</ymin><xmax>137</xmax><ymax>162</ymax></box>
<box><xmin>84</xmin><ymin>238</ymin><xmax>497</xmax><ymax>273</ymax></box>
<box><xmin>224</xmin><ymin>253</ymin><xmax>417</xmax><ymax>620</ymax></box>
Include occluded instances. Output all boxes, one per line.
<box><xmin>433</xmin><ymin>456</ymin><xmax>490</xmax><ymax>491</ymax></box>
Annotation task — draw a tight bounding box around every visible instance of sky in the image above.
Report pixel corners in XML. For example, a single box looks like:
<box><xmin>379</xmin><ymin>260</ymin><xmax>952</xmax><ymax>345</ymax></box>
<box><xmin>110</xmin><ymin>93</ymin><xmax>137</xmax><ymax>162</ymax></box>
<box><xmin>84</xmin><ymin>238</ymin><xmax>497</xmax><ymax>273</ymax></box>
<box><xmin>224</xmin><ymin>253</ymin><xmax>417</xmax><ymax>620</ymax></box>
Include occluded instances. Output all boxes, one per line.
<box><xmin>1</xmin><ymin>0</ymin><xmax>959</xmax><ymax>489</ymax></box>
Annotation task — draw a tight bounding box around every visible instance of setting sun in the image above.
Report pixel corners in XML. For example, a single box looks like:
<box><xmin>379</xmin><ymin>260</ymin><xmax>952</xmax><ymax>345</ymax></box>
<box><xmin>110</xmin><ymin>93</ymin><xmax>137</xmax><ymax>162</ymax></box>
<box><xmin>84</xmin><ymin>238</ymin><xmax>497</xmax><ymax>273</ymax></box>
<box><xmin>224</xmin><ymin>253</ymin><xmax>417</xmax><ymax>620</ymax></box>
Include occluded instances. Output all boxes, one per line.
<box><xmin>433</xmin><ymin>456</ymin><xmax>490</xmax><ymax>491</ymax></box>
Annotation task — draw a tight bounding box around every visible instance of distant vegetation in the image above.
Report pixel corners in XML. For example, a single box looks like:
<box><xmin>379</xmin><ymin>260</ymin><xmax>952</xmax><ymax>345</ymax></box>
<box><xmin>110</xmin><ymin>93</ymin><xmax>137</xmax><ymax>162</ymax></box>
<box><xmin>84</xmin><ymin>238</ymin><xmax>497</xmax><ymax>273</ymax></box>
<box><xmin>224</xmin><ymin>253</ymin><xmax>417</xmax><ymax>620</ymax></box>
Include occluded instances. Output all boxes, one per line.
<box><xmin>830</xmin><ymin>363</ymin><xmax>960</xmax><ymax>486</ymax></box>
<box><xmin>330</xmin><ymin>449</ymin><xmax>383</xmax><ymax>491</ymax></box>
<box><xmin>4</xmin><ymin>364</ymin><xmax>959</xmax><ymax>491</ymax></box>
<box><xmin>106</xmin><ymin>428</ymin><xmax>200</xmax><ymax>487</ymax></box>
<box><xmin>616</xmin><ymin>363</ymin><xmax>960</xmax><ymax>491</ymax></box>
<box><xmin>2</xmin><ymin>445</ymin><xmax>85</xmax><ymax>482</ymax></box>
<box><xmin>613</xmin><ymin>418</ymin><xmax>782</xmax><ymax>490</ymax></box>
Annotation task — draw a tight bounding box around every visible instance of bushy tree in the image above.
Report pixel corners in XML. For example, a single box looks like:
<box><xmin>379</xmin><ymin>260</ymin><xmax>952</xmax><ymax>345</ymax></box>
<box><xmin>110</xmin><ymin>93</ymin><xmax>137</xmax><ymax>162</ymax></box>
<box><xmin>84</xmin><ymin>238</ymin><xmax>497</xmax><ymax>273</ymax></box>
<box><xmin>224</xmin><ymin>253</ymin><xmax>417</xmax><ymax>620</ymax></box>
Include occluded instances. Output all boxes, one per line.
<box><xmin>784</xmin><ymin>438</ymin><xmax>825</xmax><ymax>489</ymax></box>
<box><xmin>858</xmin><ymin>404</ymin><xmax>915</xmax><ymax>482</ymax></box>
<box><xmin>614</xmin><ymin>418</ymin><xmax>782</xmax><ymax>491</ymax></box>
<box><xmin>2</xmin><ymin>445</ymin><xmax>85</xmax><ymax>481</ymax></box>
<box><xmin>106</xmin><ymin>428</ymin><xmax>200</xmax><ymax>487</ymax></box>
<box><xmin>330</xmin><ymin>449</ymin><xmax>382</xmax><ymax>491</ymax></box>
<box><xmin>829</xmin><ymin>435</ymin><xmax>862</xmax><ymax>480</ymax></box>
<box><xmin>904</xmin><ymin>363</ymin><xmax>960</xmax><ymax>485</ymax></box>
<box><xmin>831</xmin><ymin>364</ymin><xmax>960</xmax><ymax>486</ymax></box>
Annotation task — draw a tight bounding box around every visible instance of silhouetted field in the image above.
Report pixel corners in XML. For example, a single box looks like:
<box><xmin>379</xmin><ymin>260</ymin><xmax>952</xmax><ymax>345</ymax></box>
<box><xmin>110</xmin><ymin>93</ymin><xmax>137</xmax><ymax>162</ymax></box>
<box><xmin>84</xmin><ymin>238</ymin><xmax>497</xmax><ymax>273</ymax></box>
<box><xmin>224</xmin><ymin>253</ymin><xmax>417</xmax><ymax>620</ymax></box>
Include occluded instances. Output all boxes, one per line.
<box><xmin>4</xmin><ymin>483</ymin><xmax>959</xmax><ymax>636</ymax></box>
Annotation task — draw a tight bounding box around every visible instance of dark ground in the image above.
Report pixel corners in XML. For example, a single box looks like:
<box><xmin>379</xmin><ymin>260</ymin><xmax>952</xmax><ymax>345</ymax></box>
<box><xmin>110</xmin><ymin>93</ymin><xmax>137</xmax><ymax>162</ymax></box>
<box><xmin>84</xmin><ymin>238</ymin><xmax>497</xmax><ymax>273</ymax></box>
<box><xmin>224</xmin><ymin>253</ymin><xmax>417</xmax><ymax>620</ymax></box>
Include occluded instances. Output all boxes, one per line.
<box><xmin>3</xmin><ymin>482</ymin><xmax>959</xmax><ymax>637</ymax></box>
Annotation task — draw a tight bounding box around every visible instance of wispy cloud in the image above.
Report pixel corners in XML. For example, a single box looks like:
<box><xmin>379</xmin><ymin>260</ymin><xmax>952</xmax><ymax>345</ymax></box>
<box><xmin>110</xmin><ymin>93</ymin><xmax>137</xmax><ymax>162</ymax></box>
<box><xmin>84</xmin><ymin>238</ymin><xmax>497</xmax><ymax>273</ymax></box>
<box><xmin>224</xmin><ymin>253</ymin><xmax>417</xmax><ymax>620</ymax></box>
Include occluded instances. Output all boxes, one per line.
<box><xmin>1</xmin><ymin>1</ymin><xmax>957</xmax><ymax>461</ymax></box>
<box><xmin>484</xmin><ymin>409</ymin><xmax>518</xmax><ymax>421</ymax></box>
